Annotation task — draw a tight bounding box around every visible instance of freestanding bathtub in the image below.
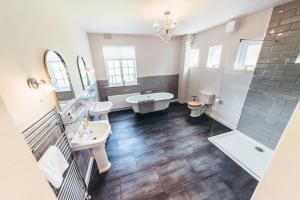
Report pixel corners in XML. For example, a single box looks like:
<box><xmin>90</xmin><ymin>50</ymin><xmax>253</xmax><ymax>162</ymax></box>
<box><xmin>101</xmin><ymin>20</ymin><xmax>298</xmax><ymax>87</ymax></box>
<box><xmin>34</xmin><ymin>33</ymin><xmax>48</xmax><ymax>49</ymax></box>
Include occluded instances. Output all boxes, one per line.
<box><xmin>126</xmin><ymin>92</ymin><xmax>174</xmax><ymax>114</ymax></box>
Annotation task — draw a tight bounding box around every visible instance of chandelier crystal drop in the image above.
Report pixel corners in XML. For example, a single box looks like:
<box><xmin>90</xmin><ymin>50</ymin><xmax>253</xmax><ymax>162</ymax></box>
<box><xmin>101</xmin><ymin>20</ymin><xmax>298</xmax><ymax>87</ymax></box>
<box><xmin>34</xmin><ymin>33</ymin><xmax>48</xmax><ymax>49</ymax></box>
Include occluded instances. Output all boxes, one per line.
<box><xmin>154</xmin><ymin>11</ymin><xmax>176</xmax><ymax>43</ymax></box>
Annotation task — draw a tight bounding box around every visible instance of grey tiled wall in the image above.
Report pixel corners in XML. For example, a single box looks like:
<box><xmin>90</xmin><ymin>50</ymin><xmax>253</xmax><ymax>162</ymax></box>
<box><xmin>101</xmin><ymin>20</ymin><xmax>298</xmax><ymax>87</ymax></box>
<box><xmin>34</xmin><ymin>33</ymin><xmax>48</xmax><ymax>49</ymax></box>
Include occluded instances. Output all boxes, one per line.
<box><xmin>238</xmin><ymin>0</ymin><xmax>300</xmax><ymax>149</ymax></box>
<box><xmin>97</xmin><ymin>75</ymin><xmax>179</xmax><ymax>101</ymax></box>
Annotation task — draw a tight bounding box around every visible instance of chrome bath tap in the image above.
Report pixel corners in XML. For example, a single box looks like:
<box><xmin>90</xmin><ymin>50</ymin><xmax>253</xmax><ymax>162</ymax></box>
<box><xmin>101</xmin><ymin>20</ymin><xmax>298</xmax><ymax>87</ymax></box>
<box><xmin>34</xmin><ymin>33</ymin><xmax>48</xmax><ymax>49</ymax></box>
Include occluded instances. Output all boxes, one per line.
<box><xmin>145</xmin><ymin>90</ymin><xmax>152</xmax><ymax>94</ymax></box>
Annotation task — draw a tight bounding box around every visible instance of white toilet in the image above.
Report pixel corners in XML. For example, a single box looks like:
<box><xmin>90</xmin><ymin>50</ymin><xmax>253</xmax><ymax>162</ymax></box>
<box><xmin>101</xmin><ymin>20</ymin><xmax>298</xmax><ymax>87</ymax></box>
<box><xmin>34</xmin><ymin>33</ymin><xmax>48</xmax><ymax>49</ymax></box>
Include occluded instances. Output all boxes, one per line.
<box><xmin>188</xmin><ymin>90</ymin><xmax>214</xmax><ymax>117</ymax></box>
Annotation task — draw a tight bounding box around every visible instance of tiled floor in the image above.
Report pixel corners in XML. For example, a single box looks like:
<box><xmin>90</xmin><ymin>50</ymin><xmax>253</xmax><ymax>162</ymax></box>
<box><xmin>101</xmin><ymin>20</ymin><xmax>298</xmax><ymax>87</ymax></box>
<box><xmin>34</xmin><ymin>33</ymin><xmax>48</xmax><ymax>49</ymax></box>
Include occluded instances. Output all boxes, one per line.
<box><xmin>89</xmin><ymin>103</ymin><xmax>258</xmax><ymax>200</ymax></box>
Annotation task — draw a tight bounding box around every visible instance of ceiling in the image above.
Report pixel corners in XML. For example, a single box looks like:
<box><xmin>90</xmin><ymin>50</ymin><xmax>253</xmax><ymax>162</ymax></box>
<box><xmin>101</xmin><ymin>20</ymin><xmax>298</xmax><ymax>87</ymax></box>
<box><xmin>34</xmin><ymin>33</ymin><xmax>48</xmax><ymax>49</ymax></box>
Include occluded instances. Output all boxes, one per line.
<box><xmin>63</xmin><ymin>0</ymin><xmax>292</xmax><ymax>35</ymax></box>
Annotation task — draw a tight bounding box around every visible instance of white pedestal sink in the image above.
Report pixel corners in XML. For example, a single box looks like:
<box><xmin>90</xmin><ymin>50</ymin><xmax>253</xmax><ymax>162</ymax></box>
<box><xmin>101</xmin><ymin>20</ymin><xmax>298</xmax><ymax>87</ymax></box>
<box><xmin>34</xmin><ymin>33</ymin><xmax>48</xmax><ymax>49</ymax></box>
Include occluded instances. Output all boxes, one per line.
<box><xmin>89</xmin><ymin>101</ymin><xmax>113</xmax><ymax>120</ymax></box>
<box><xmin>71</xmin><ymin>120</ymin><xmax>111</xmax><ymax>173</ymax></box>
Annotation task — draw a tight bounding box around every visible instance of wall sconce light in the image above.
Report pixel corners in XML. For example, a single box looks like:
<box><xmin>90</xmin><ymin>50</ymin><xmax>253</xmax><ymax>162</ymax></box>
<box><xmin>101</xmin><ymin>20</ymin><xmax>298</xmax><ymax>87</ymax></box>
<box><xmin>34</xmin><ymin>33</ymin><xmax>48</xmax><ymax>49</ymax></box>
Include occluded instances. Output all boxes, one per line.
<box><xmin>27</xmin><ymin>78</ymin><xmax>47</xmax><ymax>89</ymax></box>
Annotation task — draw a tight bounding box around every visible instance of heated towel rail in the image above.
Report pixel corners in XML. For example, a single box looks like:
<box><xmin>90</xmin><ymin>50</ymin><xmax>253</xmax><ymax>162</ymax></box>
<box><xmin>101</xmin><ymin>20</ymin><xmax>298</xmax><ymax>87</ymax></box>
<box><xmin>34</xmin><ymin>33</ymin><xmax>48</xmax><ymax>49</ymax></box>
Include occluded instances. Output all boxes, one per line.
<box><xmin>21</xmin><ymin>107</ymin><xmax>90</xmax><ymax>200</ymax></box>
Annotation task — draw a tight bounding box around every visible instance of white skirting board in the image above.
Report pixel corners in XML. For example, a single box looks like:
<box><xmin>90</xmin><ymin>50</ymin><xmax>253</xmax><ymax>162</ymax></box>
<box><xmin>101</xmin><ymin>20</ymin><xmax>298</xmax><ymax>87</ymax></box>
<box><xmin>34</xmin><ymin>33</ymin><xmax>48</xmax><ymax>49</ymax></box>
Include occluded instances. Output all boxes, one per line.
<box><xmin>205</xmin><ymin>111</ymin><xmax>236</xmax><ymax>130</ymax></box>
<box><xmin>85</xmin><ymin>157</ymin><xmax>94</xmax><ymax>186</ymax></box>
<box><xmin>170</xmin><ymin>99</ymin><xmax>179</xmax><ymax>103</ymax></box>
<box><xmin>209</xmin><ymin>131</ymin><xmax>273</xmax><ymax>181</ymax></box>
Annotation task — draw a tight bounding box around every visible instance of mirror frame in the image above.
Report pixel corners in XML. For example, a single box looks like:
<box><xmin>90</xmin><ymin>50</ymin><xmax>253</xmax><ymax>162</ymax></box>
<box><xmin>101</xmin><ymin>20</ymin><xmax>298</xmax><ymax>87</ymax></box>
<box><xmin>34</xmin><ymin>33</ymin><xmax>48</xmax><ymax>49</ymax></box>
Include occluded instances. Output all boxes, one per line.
<box><xmin>43</xmin><ymin>49</ymin><xmax>75</xmax><ymax>101</ymax></box>
<box><xmin>77</xmin><ymin>55</ymin><xmax>91</xmax><ymax>90</ymax></box>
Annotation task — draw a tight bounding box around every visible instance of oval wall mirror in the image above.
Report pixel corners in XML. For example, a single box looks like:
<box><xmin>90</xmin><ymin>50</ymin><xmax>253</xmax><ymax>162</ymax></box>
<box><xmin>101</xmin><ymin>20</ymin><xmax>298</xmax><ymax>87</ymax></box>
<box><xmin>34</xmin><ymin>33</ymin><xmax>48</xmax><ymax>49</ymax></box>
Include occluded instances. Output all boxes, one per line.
<box><xmin>44</xmin><ymin>50</ymin><xmax>75</xmax><ymax>105</ymax></box>
<box><xmin>77</xmin><ymin>56</ymin><xmax>90</xmax><ymax>90</ymax></box>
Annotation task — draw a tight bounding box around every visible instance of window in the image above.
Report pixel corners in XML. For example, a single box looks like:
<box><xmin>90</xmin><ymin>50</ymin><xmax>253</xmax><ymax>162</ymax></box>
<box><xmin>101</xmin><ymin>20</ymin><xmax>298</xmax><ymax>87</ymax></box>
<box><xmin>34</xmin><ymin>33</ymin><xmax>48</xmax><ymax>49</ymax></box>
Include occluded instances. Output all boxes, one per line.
<box><xmin>235</xmin><ymin>40</ymin><xmax>262</xmax><ymax>71</ymax></box>
<box><xmin>102</xmin><ymin>46</ymin><xmax>137</xmax><ymax>86</ymax></box>
<box><xmin>207</xmin><ymin>45</ymin><xmax>222</xmax><ymax>68</ymax></box>
<box><xmin>189</xmin><ymin>48</ymin><xmax>199</xmax><ymax>68</ymax></box>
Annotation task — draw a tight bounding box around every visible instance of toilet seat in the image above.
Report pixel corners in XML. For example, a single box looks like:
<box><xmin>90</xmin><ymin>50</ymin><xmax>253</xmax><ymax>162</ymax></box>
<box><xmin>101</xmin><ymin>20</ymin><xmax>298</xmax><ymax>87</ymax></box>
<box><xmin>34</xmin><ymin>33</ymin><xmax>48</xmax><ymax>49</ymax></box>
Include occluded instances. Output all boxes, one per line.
<box><xmin>188</xmin><ymin>101</ymin><xmax>202</xmax><ymax>108</ymax></box>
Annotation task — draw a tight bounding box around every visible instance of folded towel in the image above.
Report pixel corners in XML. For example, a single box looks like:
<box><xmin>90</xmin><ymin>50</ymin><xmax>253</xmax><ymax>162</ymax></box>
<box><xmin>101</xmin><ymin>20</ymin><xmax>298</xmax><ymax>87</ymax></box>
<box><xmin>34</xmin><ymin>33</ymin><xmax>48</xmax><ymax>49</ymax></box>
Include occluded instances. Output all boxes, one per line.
<box><xmin>138</xmin><ymin>99</ymin><xmax>155</xmax><ymax>114</ymax></box>
<box><xmin>38</xmin><ymin>146</ymin><xmax>69</xmax><ymax>189</ymax></box>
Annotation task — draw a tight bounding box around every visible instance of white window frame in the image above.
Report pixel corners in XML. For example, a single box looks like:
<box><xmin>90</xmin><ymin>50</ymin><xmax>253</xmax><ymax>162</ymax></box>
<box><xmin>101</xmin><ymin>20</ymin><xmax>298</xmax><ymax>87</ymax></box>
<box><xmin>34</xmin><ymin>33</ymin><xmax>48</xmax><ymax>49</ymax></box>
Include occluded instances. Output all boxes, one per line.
<box><xmin>235</xmin><ymin>40</ymin><xmax>262</xmax><ymax>71</ymax></box>
<box><xmin>104</xmin><ymin>59</ymin><xmax>137</xmax><ymax>87</ymax></box>
<box><xmin>103</xmin><ymin>46</ymin><xmax>138</xmax><ymax>87</ymax></box>
<box><xmin>206</xmin><ymin>45</ymin><xmax>223</xmax><ymax>69</ymax></box>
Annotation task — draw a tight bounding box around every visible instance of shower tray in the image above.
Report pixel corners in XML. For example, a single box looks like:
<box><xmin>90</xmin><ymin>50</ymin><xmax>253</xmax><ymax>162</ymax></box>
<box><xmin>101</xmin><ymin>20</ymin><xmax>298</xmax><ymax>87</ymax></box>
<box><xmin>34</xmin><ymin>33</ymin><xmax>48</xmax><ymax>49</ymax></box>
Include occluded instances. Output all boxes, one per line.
<box><xmin>209</xmin><ymin>130</ymin><xmax>273</xmax><ymax>180</ymax></box>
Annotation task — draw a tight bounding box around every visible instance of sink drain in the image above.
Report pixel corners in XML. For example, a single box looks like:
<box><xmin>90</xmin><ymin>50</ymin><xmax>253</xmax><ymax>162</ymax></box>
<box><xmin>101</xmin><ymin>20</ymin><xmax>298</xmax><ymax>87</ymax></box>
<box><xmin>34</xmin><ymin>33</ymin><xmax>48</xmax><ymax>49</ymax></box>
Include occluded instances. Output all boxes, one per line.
<box><xmin>255</xmin><ymin>146</ymin><xmax>264</xmax><ymax>152</ymax></box>
<box><xmin>93</xmin><ymin>137</ymin><xmax>97</xmax><ymax>140</ymax></box>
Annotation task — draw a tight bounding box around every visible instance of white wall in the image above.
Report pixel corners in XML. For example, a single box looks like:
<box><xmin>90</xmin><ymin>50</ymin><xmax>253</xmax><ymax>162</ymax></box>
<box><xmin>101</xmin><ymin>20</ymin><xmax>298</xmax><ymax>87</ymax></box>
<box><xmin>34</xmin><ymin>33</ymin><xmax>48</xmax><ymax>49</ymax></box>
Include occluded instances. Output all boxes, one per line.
<box><xmin>251</xmin><ymin>100</ymin><xmax>300</xmax><ymax>200</ymax></box>
<box><xmin>181</xmin><ymin>8</ymin><xmax>272</xmax><ymax>128</ymax></box>
<box><xmin>0</xmin><ymin>0</ymin><xmax>94</xmax><ymax>130</ymax></box>
<box><xmin>88</xmin><ymin>34</ymin><xmax>180</xmax><ymax>80</ymax></box>
<box><xmin>0</xmin><ymin>97</ymin><xmax>56</xmax><ymax>200</ymax></box>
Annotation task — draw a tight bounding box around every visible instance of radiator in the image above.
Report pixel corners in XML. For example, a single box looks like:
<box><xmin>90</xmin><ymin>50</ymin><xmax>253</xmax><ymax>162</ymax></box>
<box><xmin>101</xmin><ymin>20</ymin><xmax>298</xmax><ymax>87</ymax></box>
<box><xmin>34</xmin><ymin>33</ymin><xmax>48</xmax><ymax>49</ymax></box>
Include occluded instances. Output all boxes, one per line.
<box><xmin>108</xmin><ymin>93</ymin><xmax>140</xmax><ymax>110</ymax></box>
<box><xmin>21</xmin><ymin>107</ymin><xmax>89</xmax><ymax>200</ymax></box>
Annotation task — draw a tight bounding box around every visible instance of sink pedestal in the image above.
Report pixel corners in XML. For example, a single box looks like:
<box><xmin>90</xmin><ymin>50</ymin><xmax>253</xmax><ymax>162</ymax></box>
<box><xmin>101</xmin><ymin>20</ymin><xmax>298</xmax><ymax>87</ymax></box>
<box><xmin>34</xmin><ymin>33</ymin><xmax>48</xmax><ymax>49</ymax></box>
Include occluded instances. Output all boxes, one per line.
<box><xmin>92</xmin><ymin>145</ymin><xmax>111</xmax><ymax>173</ymax></box>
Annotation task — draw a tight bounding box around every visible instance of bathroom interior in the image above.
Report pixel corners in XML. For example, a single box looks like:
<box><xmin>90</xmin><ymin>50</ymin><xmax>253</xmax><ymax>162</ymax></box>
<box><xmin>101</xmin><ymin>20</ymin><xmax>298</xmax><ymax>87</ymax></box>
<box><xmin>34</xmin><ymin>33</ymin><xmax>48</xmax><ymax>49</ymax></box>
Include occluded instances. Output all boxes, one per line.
<box><xmin>1</xmin><ymin>0</ymin><xmax>300</xmax><ymax>199</ymax></box>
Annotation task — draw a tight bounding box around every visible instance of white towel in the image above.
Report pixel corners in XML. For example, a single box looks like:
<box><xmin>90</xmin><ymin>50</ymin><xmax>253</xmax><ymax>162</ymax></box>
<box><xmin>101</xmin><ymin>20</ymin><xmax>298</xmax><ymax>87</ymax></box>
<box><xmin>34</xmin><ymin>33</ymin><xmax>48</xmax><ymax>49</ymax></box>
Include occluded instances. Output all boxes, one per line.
<box><xmin>138</xmin><ymin>99</ymin><xmax>155</xmax><ymax>114</ymax></box>
<box><xmin>38</xmin><ymin>146</ymin><xmax>69</xmax><ymax>189</ymax></box>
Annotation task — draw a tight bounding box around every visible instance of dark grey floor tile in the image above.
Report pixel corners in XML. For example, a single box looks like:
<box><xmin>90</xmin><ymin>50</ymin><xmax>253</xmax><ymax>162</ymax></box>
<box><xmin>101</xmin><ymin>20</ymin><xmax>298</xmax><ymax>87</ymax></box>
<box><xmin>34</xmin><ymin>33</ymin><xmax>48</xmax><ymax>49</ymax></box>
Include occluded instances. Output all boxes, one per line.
<box><xmin>121</xmin><ymin>168</ymin><xmax>164</xmax><ymax>200</ymax></box>
<box><xmin>120</xmin><ymin>167</ymin><xmax>158</xmax><ymax>183</ymax></box>
<box><xmin>92</xmin><ymin>185</ymin><xmax>121</xmax><ymax>200</ymax></box>
<box><xmin>110</xmin><ymin>153</ymin><xmax>136</xmax><ymax>165</ymax></box>
<box><xmin>88</xmin><ymin>168</ymin><xmax>121</xmax><ymax>200</ymax></box>
<box><xmin>163</xmin><ymin>145</ymin><xmax>197</xmax><ymax>160</ymax></box>
<box><xmin>151</xmin><ymin>190</ymin><xmax>192</xmax><ymax>200</ymax></box>
<box><xmin>118</xmin><ymin>137</ymin><xmax>144</xmax><ymax>147</ymax></box>
<box><xmin>104</xmin><ymin>155</ymin><xmax>137</xmax><ymax>180</ymax></box>
<box><xmin>166</xmin><ymin>191</ymin><xmax>191</xmax><ymax>200</ymax></box>
<box><xmin>135</xmin><ymin>149</ymin><xmax>169</xmax><ymax>171</ymax></box>
<box><xmin>160</xmin><ymin>139</ymin><xmax>190</xmax><ymax>149</ymax></box>
<box><xmin>186</xmin><ymin>177</ymin><xmax>236</xmax><ymax>200</ymax></box>
<box><xmin>186</xmin><ymin>151</ymin><xmax>223</xmax><ymax>177</ymax></box>
<box><xmin>156</xmin><ymin>159</ymin><xmax>196</xmax><ymax>193</ymax></box>
<box><xmin>186</xmin><ymin>136</ymin><xmax>211</xmax><ymax>151</ymax></box>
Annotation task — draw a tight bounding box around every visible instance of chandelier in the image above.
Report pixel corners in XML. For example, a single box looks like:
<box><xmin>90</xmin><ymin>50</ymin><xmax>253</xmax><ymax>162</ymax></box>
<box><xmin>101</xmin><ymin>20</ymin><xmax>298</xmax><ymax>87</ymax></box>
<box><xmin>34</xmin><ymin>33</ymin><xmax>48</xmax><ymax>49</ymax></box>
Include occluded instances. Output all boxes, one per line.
<box><xmin>154</xmin><ymin>11</ymin><xmax>176</xmax><ymax>42</ymax></box>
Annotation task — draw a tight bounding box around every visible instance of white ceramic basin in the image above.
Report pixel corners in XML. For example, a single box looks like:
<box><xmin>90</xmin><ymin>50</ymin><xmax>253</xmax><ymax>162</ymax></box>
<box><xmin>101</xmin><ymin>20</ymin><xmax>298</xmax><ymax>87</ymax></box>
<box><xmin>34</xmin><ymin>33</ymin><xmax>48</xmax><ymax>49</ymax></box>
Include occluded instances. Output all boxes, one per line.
<box><xmin>89</xmin><ymin>101</ymin><xmax>113</xmax><ymax>116</ymax></box>
<box><xmin>71</xmin><ymin>120</ymin><xmax>112</xmax><ymax>173</ymax></box>
<box><xmin>71</xmin><ymin>120</ymin><xmax>111</xmax><ymax>151</ymax></box>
